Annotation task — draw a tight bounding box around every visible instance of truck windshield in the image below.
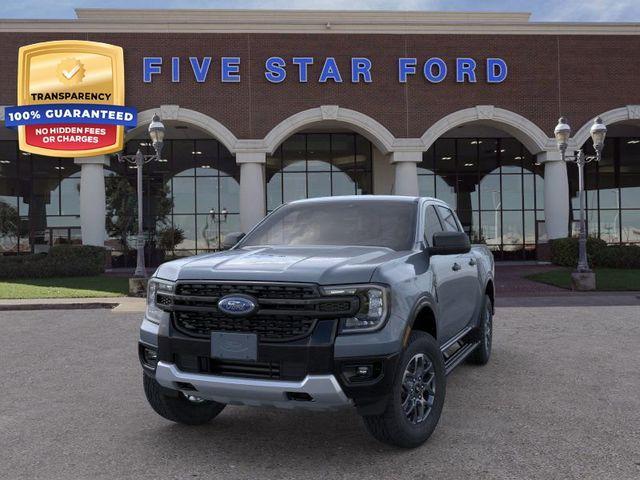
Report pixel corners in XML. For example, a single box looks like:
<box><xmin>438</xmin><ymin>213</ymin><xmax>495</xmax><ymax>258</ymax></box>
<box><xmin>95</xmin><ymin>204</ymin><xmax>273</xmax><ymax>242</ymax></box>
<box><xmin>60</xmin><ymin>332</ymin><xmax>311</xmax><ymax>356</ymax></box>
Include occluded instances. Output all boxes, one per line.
<box><xmin>239</xmin><ymin>200</ymin><xmax>417</xmax><ymax>251</ymax></box>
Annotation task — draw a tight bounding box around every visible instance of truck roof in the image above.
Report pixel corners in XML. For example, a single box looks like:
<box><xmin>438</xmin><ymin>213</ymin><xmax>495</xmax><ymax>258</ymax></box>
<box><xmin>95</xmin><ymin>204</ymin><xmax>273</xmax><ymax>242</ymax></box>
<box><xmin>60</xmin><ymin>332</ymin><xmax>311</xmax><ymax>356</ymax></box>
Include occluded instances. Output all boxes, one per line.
<box><xmin>287</xmin><ymin>195</ymin><xmax>448</xmax><ymax>206</ymax></box>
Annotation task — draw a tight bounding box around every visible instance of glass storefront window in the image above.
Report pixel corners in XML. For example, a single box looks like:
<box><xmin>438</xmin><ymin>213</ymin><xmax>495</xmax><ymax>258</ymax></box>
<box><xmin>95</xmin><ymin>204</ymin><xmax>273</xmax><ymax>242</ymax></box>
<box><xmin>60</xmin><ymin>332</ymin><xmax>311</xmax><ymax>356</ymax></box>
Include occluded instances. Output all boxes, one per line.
<box><xmin>569</xmin><ymin>136</ymin><xmax>640</xmax><ymax>245</ymax></box>
<box><xmin>266</xmin><ymin>133</ymin><xmax>373</xmax><ymax>211</ymax></box>
<box><xmin>419</xmin><ymin>137</ymin><xmax>543</xmax><ymax>259</ymax></box>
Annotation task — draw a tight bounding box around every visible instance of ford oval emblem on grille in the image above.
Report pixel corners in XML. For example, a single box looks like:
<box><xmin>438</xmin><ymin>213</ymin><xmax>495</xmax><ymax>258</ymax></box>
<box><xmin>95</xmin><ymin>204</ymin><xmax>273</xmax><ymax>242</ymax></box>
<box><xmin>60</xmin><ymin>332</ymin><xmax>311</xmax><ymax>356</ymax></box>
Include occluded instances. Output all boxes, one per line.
<box><xmin>217</xmin><ymin>295</ymin><xmax>257</xmax><ymax>317</ymax></box>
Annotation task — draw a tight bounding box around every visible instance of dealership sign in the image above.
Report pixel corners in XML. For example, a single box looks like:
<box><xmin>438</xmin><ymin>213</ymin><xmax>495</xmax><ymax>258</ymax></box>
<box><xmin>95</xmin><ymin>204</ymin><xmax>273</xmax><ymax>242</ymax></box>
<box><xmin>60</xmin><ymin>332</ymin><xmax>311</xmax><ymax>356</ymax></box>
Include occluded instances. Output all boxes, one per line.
<box><xmin>142</xmin><ymin>56</ymin><xmax>508</xmax><ymax>84</ymax></box>
<box><xmin>5</xmin><ymin>40</ymin><xmax>137</xmax><ymax>157</ymax></box>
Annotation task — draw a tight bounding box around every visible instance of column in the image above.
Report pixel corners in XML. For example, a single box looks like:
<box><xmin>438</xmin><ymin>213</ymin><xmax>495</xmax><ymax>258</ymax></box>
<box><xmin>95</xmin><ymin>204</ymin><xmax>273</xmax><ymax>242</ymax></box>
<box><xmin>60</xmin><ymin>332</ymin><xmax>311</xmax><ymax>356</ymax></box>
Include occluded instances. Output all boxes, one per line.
<box><xmin>538</xmin><ymin>151</ymin><xmax>569</xmax><ymax>239</ymax></box>
<box><xmin>74</xmin><ymin>155</ymin><xmax>109</xmax><ymax>246</ymax></box>
<box><xmin>391</xmin><ymin>151</ymin><xmax>422</xmax><ymax>196</ymax></box>
<box><xmin>237</xmin><ymin>151</ymin><xmax>266</xmax><ymax>233</ymax></box>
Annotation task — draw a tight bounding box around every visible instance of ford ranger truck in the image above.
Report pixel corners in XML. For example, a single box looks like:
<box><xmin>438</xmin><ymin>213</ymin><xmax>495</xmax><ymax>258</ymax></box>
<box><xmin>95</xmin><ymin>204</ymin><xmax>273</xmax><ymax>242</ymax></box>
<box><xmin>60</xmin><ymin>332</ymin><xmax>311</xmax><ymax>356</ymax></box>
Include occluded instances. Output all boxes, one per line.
<box><xmin>139</xmin><ymin>196</ymin><xmax>495</xmax><ymax>448</ymax></box>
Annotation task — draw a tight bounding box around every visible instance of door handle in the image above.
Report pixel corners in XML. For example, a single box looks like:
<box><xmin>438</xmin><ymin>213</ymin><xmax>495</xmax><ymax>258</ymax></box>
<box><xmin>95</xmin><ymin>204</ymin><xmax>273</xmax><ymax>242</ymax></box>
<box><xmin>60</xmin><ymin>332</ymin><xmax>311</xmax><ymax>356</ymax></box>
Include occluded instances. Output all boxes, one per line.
<box><xmin>468</xmin><ymin>258</ymin><xmax>477</xmax><ymax>266</ymax></box>
<box><xmin>452</xmin><ymin>262</ymin><xmax>461</xmax><ymax>271</ymax></box>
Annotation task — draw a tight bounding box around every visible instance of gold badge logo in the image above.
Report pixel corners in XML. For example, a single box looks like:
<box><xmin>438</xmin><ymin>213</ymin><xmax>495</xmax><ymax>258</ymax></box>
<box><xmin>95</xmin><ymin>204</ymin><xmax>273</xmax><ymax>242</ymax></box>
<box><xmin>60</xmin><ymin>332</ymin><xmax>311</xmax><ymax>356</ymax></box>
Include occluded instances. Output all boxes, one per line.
<box><xmin>15</xmin><ymin>40</ymin><xmax>126</xmax><ymax>157</ymax></box>
<box><xmin>56</xmin><ymin>58</ymin><xmax>85</xmax><ymax>85</ymax></box>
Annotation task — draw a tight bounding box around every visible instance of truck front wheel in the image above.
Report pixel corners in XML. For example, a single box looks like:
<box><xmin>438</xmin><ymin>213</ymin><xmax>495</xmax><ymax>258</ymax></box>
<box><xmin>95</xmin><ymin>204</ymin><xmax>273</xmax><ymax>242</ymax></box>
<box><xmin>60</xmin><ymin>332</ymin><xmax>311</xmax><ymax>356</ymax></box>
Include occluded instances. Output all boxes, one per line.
<box><xmin>362</xmin><ymin>331</ymin><xmax>446</xmax><ymax>448</ymax></box>
<box><xmin>143</xmin><ymin>375</ymin><xmax>226</xmax><ymax>425</ymax></box>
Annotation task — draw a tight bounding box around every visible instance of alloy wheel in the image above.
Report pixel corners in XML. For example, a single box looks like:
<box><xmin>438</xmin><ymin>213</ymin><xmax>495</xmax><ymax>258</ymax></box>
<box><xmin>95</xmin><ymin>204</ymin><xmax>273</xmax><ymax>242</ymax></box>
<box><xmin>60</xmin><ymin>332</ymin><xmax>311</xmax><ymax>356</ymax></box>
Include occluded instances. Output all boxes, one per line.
<box><xmin>400</xmin><ymin>353</ymin><xmax>436</xmax><ymax>424</ymax></box>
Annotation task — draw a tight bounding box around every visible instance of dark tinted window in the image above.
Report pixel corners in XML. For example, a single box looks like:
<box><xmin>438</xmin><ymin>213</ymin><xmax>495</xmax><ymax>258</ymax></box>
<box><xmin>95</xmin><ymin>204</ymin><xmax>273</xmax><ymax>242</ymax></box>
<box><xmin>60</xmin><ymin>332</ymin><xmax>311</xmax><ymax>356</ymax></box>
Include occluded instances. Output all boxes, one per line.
<box><xmin>436</xmin><ymin>206</ymin><xmax>460</xmax><ymax>232</ymax></box>
<box><xmin>241</xmin><ymin>200</ymin><xmax>417</xmax><ymax>251</ymax></box>
<box><xmin>424</xmin><ymin>205</ymin><xmax>444</xmax><ymax>246</ymax></box>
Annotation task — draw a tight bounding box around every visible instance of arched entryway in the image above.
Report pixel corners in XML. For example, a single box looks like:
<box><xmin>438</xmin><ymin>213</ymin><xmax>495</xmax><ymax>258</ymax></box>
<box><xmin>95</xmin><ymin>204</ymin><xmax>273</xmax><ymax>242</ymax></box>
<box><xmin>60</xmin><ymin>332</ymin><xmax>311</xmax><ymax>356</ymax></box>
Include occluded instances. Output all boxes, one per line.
<box><xmin>262</xmin><ymin>106</ymin><xmax>394</xmax><ymax>212</ymax></box>
<box><xmin>419</xmin><ymin>107</ymin><xmax>554</xmax><ymax>260</ymax></box>
<box><xmin>110</xmin><ymin>119</ymin><xmax>240</xmax><ymax>265</ymax></box>
<box><xmin>569</xmin><ymin>107</ymin><xmax>640</xmax><ymax>245</ymax></box>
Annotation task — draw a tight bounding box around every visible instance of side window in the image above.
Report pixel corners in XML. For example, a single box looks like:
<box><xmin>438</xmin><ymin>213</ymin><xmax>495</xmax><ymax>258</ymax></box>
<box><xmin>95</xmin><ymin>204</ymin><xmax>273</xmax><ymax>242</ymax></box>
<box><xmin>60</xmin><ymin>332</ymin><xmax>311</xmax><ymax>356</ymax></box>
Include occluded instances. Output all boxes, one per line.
<box><xmin>436</xmin><ymin>205</ymin><xmax>461</xmax><ymax>232</ymax></box>
<box><xmin>424</xmin><ymin>205</ymin><xmax>444</xmax><ymax>246</ymax></box>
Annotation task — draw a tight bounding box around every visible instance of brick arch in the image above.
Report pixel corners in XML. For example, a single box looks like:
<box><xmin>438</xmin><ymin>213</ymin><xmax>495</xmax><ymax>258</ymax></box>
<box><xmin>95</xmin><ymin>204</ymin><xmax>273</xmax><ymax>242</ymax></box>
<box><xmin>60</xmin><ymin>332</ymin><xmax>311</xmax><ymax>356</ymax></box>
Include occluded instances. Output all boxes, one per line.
<box><xmin>420</xmin><ymin>106</ymin><xmax>553</xmax><ymax>154</ymax></box>
<box><xmin>263</xmin><ymin>105</ymin><xmax>396</xmax><ymax>155</ymax></box>
<box><xmin>572</xmin><ymin>105</ymin><xmax>640</xmax><ymax>148</ymax></box>
<box><xmin>127</xmin><ymin>105</ymin><xmax>239</xmax><ymax>153</ymax></box>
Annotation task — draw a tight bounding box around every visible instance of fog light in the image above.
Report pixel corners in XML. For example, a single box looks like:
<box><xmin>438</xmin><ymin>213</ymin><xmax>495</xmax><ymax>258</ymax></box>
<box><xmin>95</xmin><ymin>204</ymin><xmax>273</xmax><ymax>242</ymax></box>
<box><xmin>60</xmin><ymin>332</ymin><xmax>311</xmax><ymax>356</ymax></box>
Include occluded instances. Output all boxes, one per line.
<box><xmin>142</xmin><ymin>347</ymin><xmax>158</xmax><ymax>368</ymax></box>
<box><xmin>342</xmin><ymin>363</ymin><xmax>377</xmax><ymax>383</ymax></box>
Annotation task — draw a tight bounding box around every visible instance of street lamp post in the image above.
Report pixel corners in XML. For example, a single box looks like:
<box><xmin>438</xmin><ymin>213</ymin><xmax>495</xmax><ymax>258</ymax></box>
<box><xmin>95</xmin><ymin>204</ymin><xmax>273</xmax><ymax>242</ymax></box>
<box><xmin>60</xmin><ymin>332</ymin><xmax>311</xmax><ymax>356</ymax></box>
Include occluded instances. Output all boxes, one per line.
<box><xmin>117</xmin><ymin>114</ymin><xmax>165</xmax><ymax>278</ymax></box>
<box><xmin>553</xmin><ymin>116</ymin><xmax>607</xmax><ymax>287</ymax></box>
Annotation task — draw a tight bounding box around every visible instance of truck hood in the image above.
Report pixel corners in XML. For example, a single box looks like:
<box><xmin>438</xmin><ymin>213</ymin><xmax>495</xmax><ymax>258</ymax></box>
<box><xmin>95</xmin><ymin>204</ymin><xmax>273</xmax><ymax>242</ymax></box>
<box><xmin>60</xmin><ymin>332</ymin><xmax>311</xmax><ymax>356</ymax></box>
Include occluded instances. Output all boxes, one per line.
<box><xmin>154</xmin><ymin>246</ymin><xmax>407</xmax><ymax>285</ymax></box>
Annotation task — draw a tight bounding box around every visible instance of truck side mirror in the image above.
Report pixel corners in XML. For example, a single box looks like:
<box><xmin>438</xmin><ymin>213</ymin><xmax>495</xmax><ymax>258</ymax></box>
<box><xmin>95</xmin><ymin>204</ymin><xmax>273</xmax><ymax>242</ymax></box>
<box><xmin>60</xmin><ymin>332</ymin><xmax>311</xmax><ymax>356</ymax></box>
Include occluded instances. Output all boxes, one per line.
<box><xmin>429</xmin><ymin>231</ymin><xmax>471</xmax><ymax>255</ymax></box>
<box><xmin>221</xmin><ymin>232</ymin><xmax>245</xmax><ymax>250</ymax></box>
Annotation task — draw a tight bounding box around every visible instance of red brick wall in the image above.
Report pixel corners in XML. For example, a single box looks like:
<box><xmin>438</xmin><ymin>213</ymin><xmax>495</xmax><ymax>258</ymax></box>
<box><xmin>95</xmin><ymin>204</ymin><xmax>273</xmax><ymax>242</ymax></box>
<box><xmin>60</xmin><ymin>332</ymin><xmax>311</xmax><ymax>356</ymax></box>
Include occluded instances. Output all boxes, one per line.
<box><xmin>0</xmin><ymin>32</ymin><xmax>638</xmax><ymax>141</ymax></box>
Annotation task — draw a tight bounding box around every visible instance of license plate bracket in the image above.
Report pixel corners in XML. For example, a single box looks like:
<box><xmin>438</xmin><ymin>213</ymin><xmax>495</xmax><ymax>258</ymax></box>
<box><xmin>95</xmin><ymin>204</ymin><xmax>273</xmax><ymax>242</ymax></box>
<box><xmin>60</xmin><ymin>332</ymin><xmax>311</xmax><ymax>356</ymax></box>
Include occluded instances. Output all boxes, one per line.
<box><xmin>211</xmin><ymin>332</ymin><xmax>258</xmax><ymax>361</ymax></box>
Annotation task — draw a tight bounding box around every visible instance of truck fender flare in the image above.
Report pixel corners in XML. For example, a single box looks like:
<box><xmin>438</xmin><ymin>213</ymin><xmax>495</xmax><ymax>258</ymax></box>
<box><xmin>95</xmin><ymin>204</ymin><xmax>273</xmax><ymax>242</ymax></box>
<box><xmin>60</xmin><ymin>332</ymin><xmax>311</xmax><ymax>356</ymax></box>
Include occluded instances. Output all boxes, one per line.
<box><xmin>402</xmin><ymin>295</ymin><xmax>439</xmax><ymax>347</ymax></box>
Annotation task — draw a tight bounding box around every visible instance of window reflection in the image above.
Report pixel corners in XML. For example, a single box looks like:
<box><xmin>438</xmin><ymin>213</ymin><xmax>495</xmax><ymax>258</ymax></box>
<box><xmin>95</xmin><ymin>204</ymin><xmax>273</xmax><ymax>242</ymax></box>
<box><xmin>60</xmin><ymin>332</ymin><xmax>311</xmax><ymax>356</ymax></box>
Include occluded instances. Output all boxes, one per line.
<box><xmin>419</xmin><ymin>137</ymin><xmax>542</xmax><ymax>259</ymax></box>
<box><xmin>266</xmin><ymin>133</ymin><xmax>373</xmax><ymax>210</ymax></box>
<box><xmin>569</xmin><ymin>137</ymin><xmax>640</xmax><ymax>245</ymax></box>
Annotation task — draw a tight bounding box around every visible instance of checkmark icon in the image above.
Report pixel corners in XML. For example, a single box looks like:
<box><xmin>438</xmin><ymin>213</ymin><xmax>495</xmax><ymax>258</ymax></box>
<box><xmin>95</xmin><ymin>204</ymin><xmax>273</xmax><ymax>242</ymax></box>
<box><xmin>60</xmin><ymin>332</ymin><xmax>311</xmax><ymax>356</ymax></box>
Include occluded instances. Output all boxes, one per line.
<box><xmin>62</xmin><ymin>64</ymin><xmax>80</xmax><ymax>79</ymax></box>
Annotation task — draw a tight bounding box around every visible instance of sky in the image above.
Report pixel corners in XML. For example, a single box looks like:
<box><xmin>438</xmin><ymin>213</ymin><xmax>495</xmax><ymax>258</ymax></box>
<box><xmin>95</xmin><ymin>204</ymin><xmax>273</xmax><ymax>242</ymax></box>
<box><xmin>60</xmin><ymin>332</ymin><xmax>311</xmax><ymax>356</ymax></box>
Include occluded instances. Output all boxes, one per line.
<box><xmin>0</xmin><ymin>0</ymin><xmax>639</xmax><ymax>22</ymax></box>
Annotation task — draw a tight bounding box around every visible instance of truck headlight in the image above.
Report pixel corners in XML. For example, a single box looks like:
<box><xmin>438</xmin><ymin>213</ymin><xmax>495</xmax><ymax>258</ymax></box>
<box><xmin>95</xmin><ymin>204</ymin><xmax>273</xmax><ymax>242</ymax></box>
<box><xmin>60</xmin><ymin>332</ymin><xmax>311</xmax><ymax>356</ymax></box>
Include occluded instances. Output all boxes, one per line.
<box><xmin>321</xmin><ymin>284</ymin><xmax>390</xmax><ymax>334</ymax></box>
<box><xmin>146</xmin><ymin>278</ymin><xmax>175</xmax><ymax>324</ymax></box>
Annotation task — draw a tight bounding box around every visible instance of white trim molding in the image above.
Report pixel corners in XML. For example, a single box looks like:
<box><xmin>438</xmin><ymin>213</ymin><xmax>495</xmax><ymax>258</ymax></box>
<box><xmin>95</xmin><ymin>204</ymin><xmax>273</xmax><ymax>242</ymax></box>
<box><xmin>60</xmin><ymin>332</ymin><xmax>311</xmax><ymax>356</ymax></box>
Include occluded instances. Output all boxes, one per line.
<box><xmin>2</xmin><ymin>9</ymin><xmax>640</xmax><ymax>35</ymax></box>
<box><xmin>128</xmin><ymin>106</ymin><xmax>239</xmax><ymax>154</ymax></box>
<box><xmin>572</xmin><ymin>105</ymin><xmax>640</xmax><ymax>148</ymax></box>
<box><xmin>420</xmin><ymin>106</ymin><xmax>553</xmax><ymax>154</ymax></box>
<box><xmin>263</xmin><ymin>106</ymin><xmax>396</xmax><ymax>155</ymax></box>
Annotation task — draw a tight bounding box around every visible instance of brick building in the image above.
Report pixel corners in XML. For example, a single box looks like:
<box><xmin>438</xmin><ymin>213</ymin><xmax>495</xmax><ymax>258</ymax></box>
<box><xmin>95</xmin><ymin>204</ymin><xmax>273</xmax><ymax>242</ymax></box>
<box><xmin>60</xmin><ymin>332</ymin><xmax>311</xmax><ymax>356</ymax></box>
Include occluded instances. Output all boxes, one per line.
<box><xmin>0</xmin><ymin>9</ymin><xmax>639</xmax><ymax>263</ymax></box>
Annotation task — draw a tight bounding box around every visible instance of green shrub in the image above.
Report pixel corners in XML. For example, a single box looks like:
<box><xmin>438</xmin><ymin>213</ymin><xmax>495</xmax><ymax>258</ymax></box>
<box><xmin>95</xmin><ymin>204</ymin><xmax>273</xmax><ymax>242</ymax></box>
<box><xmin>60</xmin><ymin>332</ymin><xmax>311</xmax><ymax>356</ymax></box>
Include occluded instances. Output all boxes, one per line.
<box><xmin>593</xmin><ymin>244</ymin><xmax>640</xmax><ymax>268</ymax></box>
<box><xmin>550</xmin><ymin>237</ymin><xmax>640</xmax><ymax>268</ymax></box>
<box><xmin>0</xmin><ymin>245</ymin><xmax>106</xmax><ymax>279</ymax></box>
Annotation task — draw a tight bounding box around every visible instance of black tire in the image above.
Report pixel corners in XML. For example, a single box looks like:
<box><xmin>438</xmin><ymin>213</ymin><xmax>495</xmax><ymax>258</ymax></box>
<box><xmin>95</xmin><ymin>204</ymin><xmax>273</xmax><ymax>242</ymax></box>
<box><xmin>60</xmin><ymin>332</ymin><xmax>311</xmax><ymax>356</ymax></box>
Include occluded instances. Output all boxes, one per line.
<box><xmin>143</xmin><ymin>374</ymin><xmax>226</xmax><ymax>425</ymax></box>
<box><xmin>362</xmin><ymin>331</ymin><xmax>446</xmax><ymax>448</ymax></box>
<box><xmin>468</xmin><ymin>294</ymin><xmax>493</xmax><ymax>365</ymax></box>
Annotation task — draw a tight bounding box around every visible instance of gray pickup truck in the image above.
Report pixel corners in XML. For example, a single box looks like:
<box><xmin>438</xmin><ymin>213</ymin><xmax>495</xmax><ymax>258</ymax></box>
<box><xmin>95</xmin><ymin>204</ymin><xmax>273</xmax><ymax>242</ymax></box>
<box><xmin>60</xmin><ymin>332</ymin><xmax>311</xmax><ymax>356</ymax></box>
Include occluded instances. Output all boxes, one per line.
<box><xmin>139</xmin><ymin>196</ymin><xmax>495</xmax><ymax>448</ymax></box>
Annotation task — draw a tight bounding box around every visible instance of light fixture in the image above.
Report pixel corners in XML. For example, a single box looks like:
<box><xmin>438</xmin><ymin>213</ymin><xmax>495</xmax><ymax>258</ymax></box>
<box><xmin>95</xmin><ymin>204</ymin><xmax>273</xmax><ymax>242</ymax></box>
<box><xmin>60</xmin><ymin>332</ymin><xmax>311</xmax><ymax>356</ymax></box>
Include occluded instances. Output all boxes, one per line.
<box><xmin>147</xmin><ymin>113</ymin><xmax>165</xmax><ymax>156</ymax></box>
<box><xmin>470</xmin><ymin>140</ymin><xmax>483</xmax><ymax>145</ymax></box>
<box><xmin>0</xmin><ymin>160</ymin><xmax>10</xmax><ymax>164</ymax></box>
<box><xmin>627</xmin><ymin>139</ymin><xmax>640</xmax><ymax>144</ymax></box>
<box><xmin>464</xmin><ymin>163</ymin><xmax>474</xmax><ymax>167</ymax></box>
<box><xmin>514</xmin><ymin>156</ymin><xmax>523</xmax><ymax>160</ymax></box>
<box><xmin>200</xmin><ymin>165</ymin><xmax>210</xmax><ymax>168</ymax></box>
<box><xmin>54</xmin><ymin>166</ymin><xmax>65</xmax><ymax>170</ymax></box>
<box><xmin>192</xmin><ymin>151</ymin><xmax>203</xmax><ymax>155</ymax></box>
<box><xmin>589</xmin><ymin>117</ymin><xmax>607</xmax><ymax>154</ymax></box>
<box><xmin>441</xmin><ymin>156</ymin><xmax>453</xmax><ymax>160</ymax></box>
<box><xmin>554</xmin><ymin>117</ymin><xmax>571</xmax><ymax>153</ymax></box>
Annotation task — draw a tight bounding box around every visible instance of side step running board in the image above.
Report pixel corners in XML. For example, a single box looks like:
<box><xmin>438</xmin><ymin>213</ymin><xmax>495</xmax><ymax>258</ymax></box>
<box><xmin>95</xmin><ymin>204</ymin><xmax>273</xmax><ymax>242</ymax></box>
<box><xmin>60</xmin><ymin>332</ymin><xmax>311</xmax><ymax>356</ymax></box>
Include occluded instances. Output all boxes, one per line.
<box><xmin>444</xmin><ymin>340</ymin><xmax>480</xmax><ymax>375</ymax></box>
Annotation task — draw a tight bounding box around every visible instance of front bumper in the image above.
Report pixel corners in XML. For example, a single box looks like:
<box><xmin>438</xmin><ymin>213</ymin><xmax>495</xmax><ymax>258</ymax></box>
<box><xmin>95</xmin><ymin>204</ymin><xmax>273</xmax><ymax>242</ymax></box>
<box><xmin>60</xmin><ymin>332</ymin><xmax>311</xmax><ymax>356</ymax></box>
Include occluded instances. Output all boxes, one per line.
<box><xmin>140</xmin><ymin>315</ymin><xmax>401</xmax><ymax>414</ymax></box>
<box><xmin>155</xmin><ymin>361</ymin><xmax>351</xmax><ymax>410</ymax></box>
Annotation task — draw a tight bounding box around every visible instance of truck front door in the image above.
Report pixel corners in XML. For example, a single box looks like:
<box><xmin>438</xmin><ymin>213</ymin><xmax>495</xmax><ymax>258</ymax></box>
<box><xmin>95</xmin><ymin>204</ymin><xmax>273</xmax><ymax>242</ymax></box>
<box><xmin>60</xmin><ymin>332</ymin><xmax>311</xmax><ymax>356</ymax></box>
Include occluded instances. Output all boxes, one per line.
<box><xmin>425</xmin><ymin>204</ymin><xmax>481</xmax><ymax>342</ymax></box>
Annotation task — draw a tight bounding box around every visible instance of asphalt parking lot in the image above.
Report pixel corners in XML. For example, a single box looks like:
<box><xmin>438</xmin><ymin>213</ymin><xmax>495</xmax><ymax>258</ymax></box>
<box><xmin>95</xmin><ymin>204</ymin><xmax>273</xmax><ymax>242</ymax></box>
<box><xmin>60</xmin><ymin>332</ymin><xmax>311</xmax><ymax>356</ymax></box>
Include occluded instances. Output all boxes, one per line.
<box><xmin>1</xmin><ymin>304</ymin><xmax>639</xmax><ymax>480</ymax></box>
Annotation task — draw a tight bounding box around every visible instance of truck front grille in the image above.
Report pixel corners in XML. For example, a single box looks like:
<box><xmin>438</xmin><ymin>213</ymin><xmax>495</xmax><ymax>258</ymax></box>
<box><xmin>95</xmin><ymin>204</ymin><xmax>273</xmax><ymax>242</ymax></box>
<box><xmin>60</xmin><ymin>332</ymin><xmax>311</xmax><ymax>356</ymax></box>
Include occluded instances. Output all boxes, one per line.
<box><xmin>163</xmin><ymin>282</ymin><xmax>358</xmax><ymax>342</ymax></box>
<box><xmin>174</xmin><ymin>311</ymin><xmax>317</xmax><ymax>342</ymax></box>
<box><xmin>175</xmin><ymin>282</ymin><xmax>318</xmax><ymax>300</ymax></box>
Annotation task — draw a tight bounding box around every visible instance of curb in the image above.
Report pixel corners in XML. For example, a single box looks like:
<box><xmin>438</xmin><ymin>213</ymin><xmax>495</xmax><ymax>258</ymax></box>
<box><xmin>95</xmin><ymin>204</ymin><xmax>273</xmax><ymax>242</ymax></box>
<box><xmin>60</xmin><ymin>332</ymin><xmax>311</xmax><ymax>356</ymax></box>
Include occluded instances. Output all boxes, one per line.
<box><xmin>0</xmin><ymin>302</ymin><xmax>119</xmax><ymax>311</ymax></box>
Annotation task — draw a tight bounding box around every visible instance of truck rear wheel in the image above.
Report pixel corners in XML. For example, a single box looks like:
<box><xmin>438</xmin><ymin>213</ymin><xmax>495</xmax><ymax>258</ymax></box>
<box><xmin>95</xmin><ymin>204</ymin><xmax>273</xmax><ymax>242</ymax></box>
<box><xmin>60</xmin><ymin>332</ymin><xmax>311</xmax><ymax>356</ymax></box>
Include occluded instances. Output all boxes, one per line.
<box><xmin>362</xmin><ymin>331</ymin><xmax>446</xmax><ymax>448</ymax></box>
<box><xmin>143</xmin><ymin>374</ymin><xmax>226</xmax><ymax>425</ymax></box>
